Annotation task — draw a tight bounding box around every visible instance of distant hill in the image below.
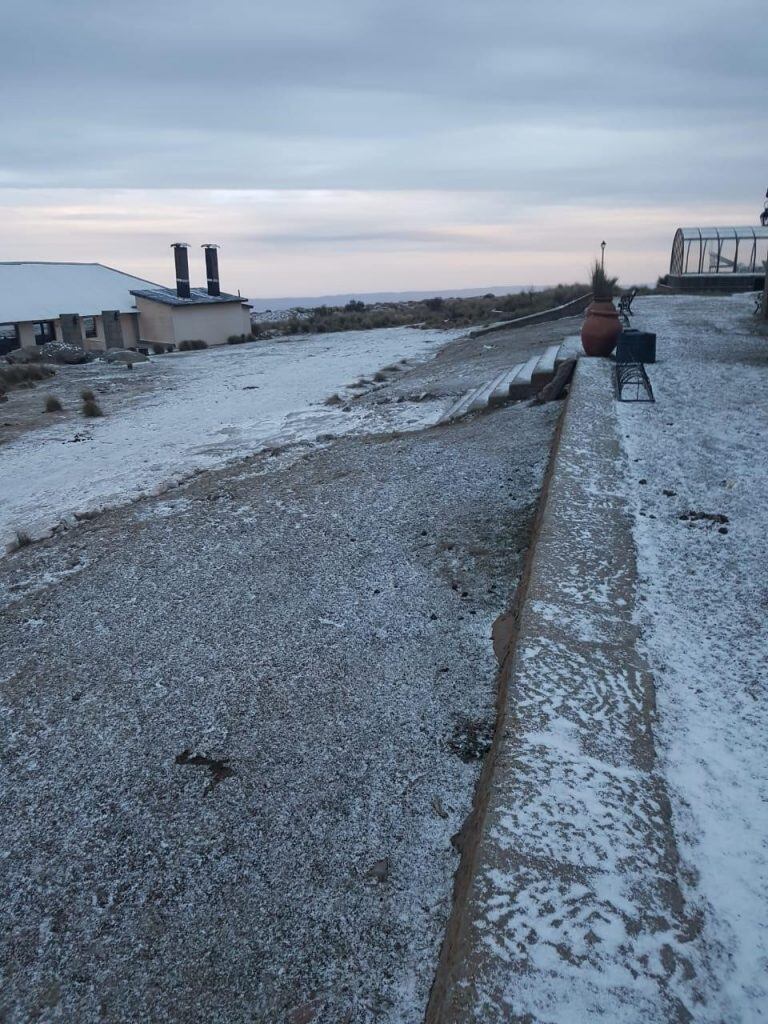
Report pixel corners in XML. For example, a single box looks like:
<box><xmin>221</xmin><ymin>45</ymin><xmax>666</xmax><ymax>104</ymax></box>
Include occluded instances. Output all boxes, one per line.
<box><xmin>249</xmin><ymin>285</ymin><xmax>536</xmax><ymax>312</ymax></box>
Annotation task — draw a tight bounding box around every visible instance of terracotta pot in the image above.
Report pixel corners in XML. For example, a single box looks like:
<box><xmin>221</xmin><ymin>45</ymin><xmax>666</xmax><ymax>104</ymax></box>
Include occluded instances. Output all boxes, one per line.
<box><xmin>581</xmin><ymin>300</ymin><xmax>621</xmax><ymax>357</ymax></box>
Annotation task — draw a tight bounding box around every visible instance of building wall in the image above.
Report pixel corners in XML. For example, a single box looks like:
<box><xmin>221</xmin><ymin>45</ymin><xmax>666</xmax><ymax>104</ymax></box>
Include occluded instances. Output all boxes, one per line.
<box><xmin>18</xmin><ymin>320</ymin><xmax>65</xmax><ymax>349</ymax></box>
<box><xmin>82</xmin><ymin>315</ymin><xmax>104</xmax><ymax>352</ymax></box>
<box><xmin>135</xmin><ymin>297</ymin><xmax>251</xmax><ymax>348</ymax></box>
<box><xmin>18</xmin><ymin>322</ymin><xmax>36</xmax><ymax>348</ymax></box>
<box><xmin>120</xmin><ymin>313</ymin><xmax>141</xmax><ymax>348</ymax></box>
<box><xmin>10</xmin><ymin>301</ymin><xmax>248</xmax><ymax>352</ymax></box>
<box><xmin>170</xmin><ymin>302</ymin><xmax>251</xmax><ymax>347</ymax></box>
<box><xmin>14</xmin><ymin>312</ymin><xmax>139</xmax><ymax>351</ymax></box>
<box><xmin>134</xmin><ymin>297</ymin><xmax>177</xmax><ymax>346</ymax></box>
<box><xmin>83</xmin><ymin>312</ymin><xmax>140</xmax><ymax>351</ymax></box>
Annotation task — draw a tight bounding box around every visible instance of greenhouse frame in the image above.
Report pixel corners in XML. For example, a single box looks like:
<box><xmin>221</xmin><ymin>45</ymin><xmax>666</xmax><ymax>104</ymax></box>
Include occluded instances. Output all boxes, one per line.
<box><xmin>670</xmin><ymin>226</ymin><xmax>768</xmax><ymax>277</ymax></box>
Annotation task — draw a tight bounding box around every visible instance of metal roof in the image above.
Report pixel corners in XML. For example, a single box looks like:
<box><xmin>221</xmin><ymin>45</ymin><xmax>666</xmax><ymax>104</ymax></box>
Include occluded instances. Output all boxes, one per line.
<box><xmin>131</xmin><ymin>287</ymin><xmax>248</xmax><ymax>307</ymax></box>
<box><xmin>0</xmin><ymin>262</ymin><xmax>163</xmax><ymax>323</ymax></box>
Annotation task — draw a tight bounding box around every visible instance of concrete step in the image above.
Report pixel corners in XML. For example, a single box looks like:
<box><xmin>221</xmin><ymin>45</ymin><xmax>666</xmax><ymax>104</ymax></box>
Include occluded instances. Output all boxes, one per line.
<box><xmin>439</xmin><ymin>340</ymin><xmax>581</xmax><ymax>425</ymax></box>
<box><xmin>466</xmin><ymin>369</ymin><xmax>515</xmax><ymax>414</ymax></box>
<box><xmin>531</xmin><ymin>344</ymin><xmax>561</xmax><ymax>388</ymax></box>
<box><xmin>439</xmin><ymin>380</ymin><xmax>492</xmax><ymax>423</ymax></box>
<box><xmin>488</xmin><ymin>363</ymin><xmax>525</xmax><ymax>406</ymax></box>
<box><xmin>555</xmin><ymin>334</ymin><xmax>584</xmax><ymax>364</ymax></box>
<box><xmin>507</xmin><ymin>354</ymin><xmax>542</xmax><ymax>399</ymax></box>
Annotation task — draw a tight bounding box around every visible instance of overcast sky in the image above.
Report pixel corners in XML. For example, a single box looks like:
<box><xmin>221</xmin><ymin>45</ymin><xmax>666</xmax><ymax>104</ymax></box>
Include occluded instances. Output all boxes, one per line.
<box><xmin>2</xmin><ymin>0</ymin><xmax>766</xmax><ymax>295</ymax></box>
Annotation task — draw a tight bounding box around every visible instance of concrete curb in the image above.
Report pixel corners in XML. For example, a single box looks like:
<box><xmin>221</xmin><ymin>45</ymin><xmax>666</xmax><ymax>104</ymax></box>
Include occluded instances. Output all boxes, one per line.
<box><xmin>468</xmin><ymin>293</ymin><xmax>592</xmax><ymax>338</ymax></box>
<box><xmin>427</xmin><ymin>358</ymin><xmax>699</xmax><ymax>1022</ymax></box>
<box><xmin>425</xmin><ymin>365</ymin><xmax>573</xmax><ymax>1023</ymax></box>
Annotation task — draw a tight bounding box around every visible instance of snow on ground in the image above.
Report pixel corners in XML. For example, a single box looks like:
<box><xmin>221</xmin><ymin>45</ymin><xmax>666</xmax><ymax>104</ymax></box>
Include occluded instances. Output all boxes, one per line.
<box><xmin>616</xmin><ymin>293</ymin><xmax>768</xmax><ymax>1017</ymax></box>
<box><xmin>0</xmin><ymin>394</ymin><xmax>560</xmax><ymax>1023</ymax></box>
<box><xmin>0</xmin><ymin>326</ymin><xmax>464</xmax><ymax>549</ymax></box>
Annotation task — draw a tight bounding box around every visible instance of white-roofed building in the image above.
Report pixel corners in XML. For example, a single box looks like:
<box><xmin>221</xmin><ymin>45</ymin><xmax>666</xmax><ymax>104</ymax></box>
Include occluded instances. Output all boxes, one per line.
<box><xmin>0</xmin><ymin>246</ymin><xmax>252</xmax><ymax>356</ymax></box>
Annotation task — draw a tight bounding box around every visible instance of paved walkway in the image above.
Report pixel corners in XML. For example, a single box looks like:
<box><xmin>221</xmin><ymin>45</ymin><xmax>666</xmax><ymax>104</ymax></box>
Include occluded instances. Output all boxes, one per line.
<box><xmin>613</xmin><ymin>293</ymin><xmax>768</xmax><ymax>1018</ymax></box>
<box><xmin>432</xmin><ymin>292</ymin><xmax>767</xmax><ymax>1022</ymax></box>
<box><xmin>433</xmin><ymin>358</ymin><xmax>706</xmax><ymax>1022</ymax></box>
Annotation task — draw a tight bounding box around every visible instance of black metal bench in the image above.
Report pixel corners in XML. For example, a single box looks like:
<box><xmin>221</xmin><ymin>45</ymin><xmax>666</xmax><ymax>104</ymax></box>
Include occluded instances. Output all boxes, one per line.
<box><xmin>617</xmin><ymin>288</ymin><xmax>637</xmax><ymax>325</ymax></box>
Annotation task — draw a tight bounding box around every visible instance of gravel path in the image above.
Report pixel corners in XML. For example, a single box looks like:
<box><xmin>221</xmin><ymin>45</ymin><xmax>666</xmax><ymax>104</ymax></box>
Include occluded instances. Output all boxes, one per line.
<box><xmin>0</xmin><ymin>361</ymin><xmax>561</xmax><ymax>1022</ymax></box>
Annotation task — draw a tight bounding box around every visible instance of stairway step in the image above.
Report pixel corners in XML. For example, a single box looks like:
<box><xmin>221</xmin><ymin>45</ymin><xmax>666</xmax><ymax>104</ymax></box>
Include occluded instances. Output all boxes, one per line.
<box><xmin>439</xmin><ymin>378</ymin><xmax>494</xmax><ymax>423</ymax></box>
<box><xmin>508</xmin><ymin>354</ymin><xmax>542</xmax><ymax>398</ymax></box>
<box><xmin>439</xmin><ymin>346</ymin><xmax>567</xmax><ymax>424</ymax></box>
<box><xmin>531</xmin><ymin>345</ymin><xmax>561</xmax><ymax>387</ymax></box>
<box><xmin>466</xmin><ymin>369</ymin><xmax>514</xmax><ymax>413</ymax></box>
<box><xmin>489</xmin><ymin>363</ymin><xmax>525</xmax><ymax>405</ymax></box>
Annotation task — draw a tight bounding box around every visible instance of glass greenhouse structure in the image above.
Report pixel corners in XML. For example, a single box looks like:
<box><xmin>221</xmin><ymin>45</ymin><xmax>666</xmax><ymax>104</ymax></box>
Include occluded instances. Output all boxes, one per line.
<box><xmin>670</xmin><ymin>226</ymin><xmax>768</xmax><ymax>277</ymax></box>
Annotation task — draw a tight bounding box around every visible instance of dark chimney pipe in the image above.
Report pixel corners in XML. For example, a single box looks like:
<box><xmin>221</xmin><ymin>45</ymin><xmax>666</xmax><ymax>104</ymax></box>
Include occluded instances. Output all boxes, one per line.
<box><xmin>202</xmin><ymin>244</ymin><xmax>221</xmax><ymax>297</ymax></box>
<box><xmin>171</xmin><ymin>242</ymin><xmax>191</xmax><ymax>299</ymax></box>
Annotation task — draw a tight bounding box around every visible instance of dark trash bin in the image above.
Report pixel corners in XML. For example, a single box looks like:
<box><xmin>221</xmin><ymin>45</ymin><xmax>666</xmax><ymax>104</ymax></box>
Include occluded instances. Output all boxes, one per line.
<box><xmin>616</xmin><ymin>328</ymin><xmax>656</xmax><ymax>364</ymax></box>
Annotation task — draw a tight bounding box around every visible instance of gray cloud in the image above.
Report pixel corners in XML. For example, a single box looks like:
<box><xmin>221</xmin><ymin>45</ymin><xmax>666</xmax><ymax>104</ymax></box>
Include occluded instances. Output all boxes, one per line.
<box><xmin>2</xmin><ymin>0</ymin><xmax>766</xmax><ymax>200</ymax></box>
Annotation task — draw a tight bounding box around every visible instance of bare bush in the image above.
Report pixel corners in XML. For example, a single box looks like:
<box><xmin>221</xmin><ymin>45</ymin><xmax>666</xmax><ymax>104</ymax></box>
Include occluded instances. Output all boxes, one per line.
<box><xmin>82</xmin><ymin>399</ymin><xmax>104</xmax><ymax>418</ymax></box>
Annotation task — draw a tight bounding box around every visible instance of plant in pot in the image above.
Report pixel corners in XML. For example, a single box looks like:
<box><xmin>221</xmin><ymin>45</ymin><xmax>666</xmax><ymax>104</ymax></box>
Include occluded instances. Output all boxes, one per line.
<box><xmin>581</xmin><ymin>259</ymin><xmax>621</xmax><ymax>357</ymax></box>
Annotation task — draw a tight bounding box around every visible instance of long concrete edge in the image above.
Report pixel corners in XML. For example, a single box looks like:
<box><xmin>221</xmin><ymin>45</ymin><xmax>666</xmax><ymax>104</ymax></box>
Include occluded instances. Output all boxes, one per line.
<box><xmin>424</xmin><ymin>363</ymin><xmax>574</xmax><ymax>1023</ymax></box>
<box><xmin>425</xmin><ymin>358</ymin><xmax>705</xmax><ymax>1022</ymax></box>
<box><xmin>468</xmin><ymin>293</ymin><xmax>592</xmax><ymax>338</ymax></box>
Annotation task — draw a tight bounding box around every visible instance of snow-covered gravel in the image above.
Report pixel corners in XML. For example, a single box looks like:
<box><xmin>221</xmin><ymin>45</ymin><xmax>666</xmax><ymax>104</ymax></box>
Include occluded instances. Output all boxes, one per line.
<box><xmin>615</xmin><ymin>293</ymin><xmax>768</xmax><ymax>1018</ymax></box>
<box><xmin>0</xmin><ymin>396</ymin><xmax>560</xmax><ymax>1023</ymax></box>
<box><xmin>0</xmin><ymin>326</ymin><xmax>464</xmax><ymax>550</ymax></box>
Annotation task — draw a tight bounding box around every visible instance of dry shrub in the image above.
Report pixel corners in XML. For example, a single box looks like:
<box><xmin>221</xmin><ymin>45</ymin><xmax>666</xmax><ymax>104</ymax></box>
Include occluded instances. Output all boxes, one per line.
<box><xmin>0</xmin><ymin>364</ymin><xmax>55</xmax><ymax>390</ymax></box>
<box><xmin>82</xmin><ymin>399</ymin><xmax>104</xmax><ymax>418</ymax></box>
<box><xmin>44</xmin><ymin>395</ymin><xmax>63</xmax><ymax>412</ymax></box>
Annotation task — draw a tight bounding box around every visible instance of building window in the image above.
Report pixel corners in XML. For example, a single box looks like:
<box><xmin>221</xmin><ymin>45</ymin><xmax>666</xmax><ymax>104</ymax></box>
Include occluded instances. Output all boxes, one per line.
<box><xmin>83</xmin><ymin>316</ymin><xmax>98</xmax><ymax>339</ymax></box>
<box><xmin>33</xmin><ymin>321</ymin><xmax>56</xmax><ymax>345</ymax></box>
<box><xmin>0</xmin><ymin>323</ymin><xmax>20</xmax><ymax>356</ymax></box>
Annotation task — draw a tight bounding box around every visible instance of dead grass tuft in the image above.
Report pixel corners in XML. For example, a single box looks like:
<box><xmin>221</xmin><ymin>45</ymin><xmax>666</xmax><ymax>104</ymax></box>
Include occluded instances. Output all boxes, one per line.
<box><xmin>44</xmin><ymin>395</ymin><xmax>63</xmax><ymax>413</ymax></box>
<box><xmin>0</xmin><ymin>364</ymin><xmax>55</xmax><ymax>390</ymax></box>
<box><xmin>82</xmin><ymin>399</ymin><xmax>104</xmax><ymax>418</ymax></box>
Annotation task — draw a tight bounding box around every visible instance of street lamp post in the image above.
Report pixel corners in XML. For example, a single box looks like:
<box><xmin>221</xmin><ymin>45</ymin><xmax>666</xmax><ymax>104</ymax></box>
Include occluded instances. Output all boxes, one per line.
<box><xmin>600</xmin><ymin>241</ymin><xmax>606</xmax><ymax>270</ymax></box>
